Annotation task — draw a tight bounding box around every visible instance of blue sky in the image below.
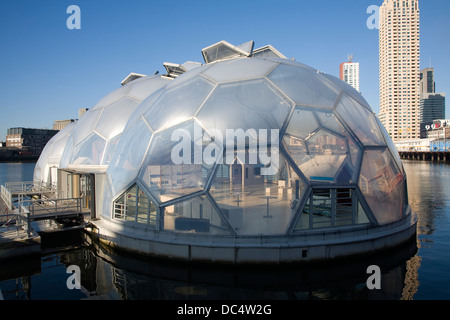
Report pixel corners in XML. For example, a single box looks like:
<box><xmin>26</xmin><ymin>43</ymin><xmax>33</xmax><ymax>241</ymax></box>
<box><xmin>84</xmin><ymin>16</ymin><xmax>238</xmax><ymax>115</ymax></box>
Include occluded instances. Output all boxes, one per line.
<box><xmin>1</xmin><ymin>0</ymin><xmax>449</xmax><ymax>141</ymax></box>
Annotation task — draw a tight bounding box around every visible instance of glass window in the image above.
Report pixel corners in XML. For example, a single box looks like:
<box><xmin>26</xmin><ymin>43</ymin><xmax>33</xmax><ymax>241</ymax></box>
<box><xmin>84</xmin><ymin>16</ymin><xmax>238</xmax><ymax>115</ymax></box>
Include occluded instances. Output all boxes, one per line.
<box><xmin>113</xmin><ymin>183</ymin><xmax>157</xmax><ymax>227</ymax></box>
<box><xmin>295</xmin><ymin>188</ymin><xmax>370</xmax><ymax>231</ymax></box>
<box><xmin>201</xmin><ymin>40</ymin><xmax>251</xmax><ymax>64</ymax></box>
<box><xmin>163</xmin><ymin>196</ymin><xmax>230</xmax><ymax>235</ymax></box>
<box><xmin>209</xmin><ymin>150</ymin><xmax>306</xmax><ymax>235</ymax></box>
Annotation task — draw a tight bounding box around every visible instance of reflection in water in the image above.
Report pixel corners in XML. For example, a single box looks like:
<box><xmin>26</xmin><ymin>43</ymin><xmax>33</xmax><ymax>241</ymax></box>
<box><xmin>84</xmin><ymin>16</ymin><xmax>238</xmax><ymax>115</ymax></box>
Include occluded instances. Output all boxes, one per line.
<box><xmin>5</xmin><ymin>159</ymin><xmax>450</xmax><ymax>300</ymax></box>
<box><xmin>86</xmin><ymin>235</ymin><xmax>418</xmax><ymax>300</ymax></box>
<box><xmin>0</xmin><ymin>231</ymin><xmax>418</xmax><ymax>300</ymax></box>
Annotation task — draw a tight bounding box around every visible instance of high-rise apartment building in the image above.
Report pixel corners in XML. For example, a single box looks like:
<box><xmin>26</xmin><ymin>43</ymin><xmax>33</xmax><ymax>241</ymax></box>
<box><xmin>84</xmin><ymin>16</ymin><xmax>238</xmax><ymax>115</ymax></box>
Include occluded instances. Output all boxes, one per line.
<box><xmin>419</xmin><ymin>68</ymin><xmax>445</xmax><ymax>123</ymax></box>
<box><xmin>340</xmin><ymin>55</ymin><xmax>360</xmax><ymax>92</ymax></box>
<box><xmin>379</xmin><ymin>0</ymin><xmax>420</xmax><ymax>141</ymax></box>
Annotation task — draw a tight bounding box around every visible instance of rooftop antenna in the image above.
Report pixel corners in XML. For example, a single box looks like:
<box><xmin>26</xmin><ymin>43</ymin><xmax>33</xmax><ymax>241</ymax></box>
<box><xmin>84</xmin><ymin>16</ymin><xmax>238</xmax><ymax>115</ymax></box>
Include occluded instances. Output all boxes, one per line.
<box><xmin>347</xmin><ymin>54</ymin><xmax>354</xmax><ymax>63</ymax></box>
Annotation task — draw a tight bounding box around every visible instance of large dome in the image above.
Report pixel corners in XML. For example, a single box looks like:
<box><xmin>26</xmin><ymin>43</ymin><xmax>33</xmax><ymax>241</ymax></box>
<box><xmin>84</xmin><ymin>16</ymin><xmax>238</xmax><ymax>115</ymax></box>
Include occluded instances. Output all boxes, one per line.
<box><xmin>35</xmin><ymin>40</ymin><xmax>416</xmax><ymax>263</ymax></box>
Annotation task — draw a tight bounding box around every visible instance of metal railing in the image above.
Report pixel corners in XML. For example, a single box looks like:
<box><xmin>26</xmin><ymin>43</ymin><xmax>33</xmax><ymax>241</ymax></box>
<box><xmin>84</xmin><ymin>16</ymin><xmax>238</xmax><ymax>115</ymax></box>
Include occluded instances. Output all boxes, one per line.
<box><xmin>1</xmin><ymin>185</ymin><xmax>13</xmax><ymax>210</ymax></box>
<box><xmin>0</xmin><ymin>205</ymin><xmax>31</xmax><ymax>238</ymax></box>
<box><xmin>16</xmin><ymin>205</ymin><xmax>31</xmax><ymax>238</ymax></box>
<box><xmin>5</xmin><ymin>181</ymin><xmax>56</xmax><ymax>195</ymax></box>
<box><xmin>25</xmin><ymin>197</ymin><xmax>83</xmax><ymax>220</ymax></box>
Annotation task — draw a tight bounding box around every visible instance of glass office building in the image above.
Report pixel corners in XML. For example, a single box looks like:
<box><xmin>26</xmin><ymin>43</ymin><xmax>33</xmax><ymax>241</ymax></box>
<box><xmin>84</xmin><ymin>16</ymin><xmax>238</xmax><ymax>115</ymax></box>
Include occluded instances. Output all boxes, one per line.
<box><xmin>34</xmin><ymin>41</ymin><xmax>417</xmax><ymax>263</ymax></box>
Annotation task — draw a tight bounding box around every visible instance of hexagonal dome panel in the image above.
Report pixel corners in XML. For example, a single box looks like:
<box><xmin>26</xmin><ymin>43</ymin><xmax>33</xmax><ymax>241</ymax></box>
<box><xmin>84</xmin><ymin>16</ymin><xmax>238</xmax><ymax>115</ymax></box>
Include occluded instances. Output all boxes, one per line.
<box><xmin>196</xmin><ymin>79</ymin><xmax>292</xmax><ymax>141</ymax></box>
<box><xmin>143</xmin><ymin>75</ymin><xmax>216</xmax><ymax>132</ymax></box>
<box><xmin>285</xmin><ymin>107</ymin><xmax>320</xmax><ymax>139</ymax></box>
<box><xmin>139</xmin><ymin>119</ymin><xmax>219</xmax><ymax>203</ymax></box>
<box><xmin>71</xmin><ymin>132</ymin><xmax>107</xmax><ymax>165</ymax></box>
<box><xmin>336</xmin><ymin>94</ymin><xmax>385</xmax><ymax>146</ymax></box>
<box><xmin>267</xmin><ymin>63</ymin><xmax>340</xmax><ymax>108</ymax></box>
<box><xmin>358</xmin><ymin>148</ymin><xmax>405</xmax><ymax>225</ymax></box>
<box><xmin>209</xmin><ymin>151</ymin><xmax>307</xmax><ymax>235</ymax></box>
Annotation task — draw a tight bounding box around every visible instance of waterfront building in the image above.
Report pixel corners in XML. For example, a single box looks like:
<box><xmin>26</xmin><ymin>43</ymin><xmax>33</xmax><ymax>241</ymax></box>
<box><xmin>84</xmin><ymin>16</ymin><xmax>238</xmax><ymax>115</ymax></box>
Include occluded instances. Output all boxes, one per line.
<box><xmin>339</xmin><ymin>55</ymin><xmax>360</xmax><ymax>92</ymax></box>
<box><xmin>378</xmin><ymin>0</ymin><xmax>421</xmax><ymax>141</ymax></box>
<box><xmin>420</xmin><ymin>119</ymin><xmax>450</xmax><ymax>140</ymax></box>
<box><xmin>34</xmin><ymin>40</ymin><xmax>416</xmax><ymax>264</ymax></box>
<box><xmin>419</xmin><ymin>68</ymin><xmax>445</xmax><ymax>123</ymax></box>
<box><xmin>53</xmin><ymin>119</ymin><xmax>76</xmax><ymax>131</ymax></box>
<box><xmin>5</xmin><ymin>127</ymin><xmax>58</xmax><ymax>154</ymax></box>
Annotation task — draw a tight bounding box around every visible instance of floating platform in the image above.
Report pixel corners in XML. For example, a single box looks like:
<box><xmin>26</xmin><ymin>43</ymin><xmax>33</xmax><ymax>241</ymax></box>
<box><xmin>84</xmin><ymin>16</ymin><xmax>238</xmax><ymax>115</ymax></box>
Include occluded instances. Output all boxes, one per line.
<box><xmin>0</xmin><ymin>226</ymin><xmax>41</xmax><ymax>260</ymax></box>
<box><xmin>0</xmin><ymin>195</ymin><xmax>90</xmax><ymax>261</ymax></box>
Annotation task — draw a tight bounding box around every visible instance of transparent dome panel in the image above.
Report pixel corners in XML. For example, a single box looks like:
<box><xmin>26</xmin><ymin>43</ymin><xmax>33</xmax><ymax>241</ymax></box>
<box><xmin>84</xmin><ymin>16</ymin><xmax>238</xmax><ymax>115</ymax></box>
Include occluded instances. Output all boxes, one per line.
<box><xmin>322</xmin><ymin>73</ymin><xmax>372</xmax><ymax>111</ymax></box>
<box><xmin>267</xmin><ymin>64</ymin><xmax>339</xmax><ymax>108</ymax></box>
<box><xmin>71</xmin><ymin>133</ymin><xmax>107</xmax><ymax>165</ymax></box>
<box><xmin>285</xmin><ymin>107</ymin><xmax>319</xmax><ymax>139</ymax></box>
<box><xmin>143</xmin><ymin>76</ymin><xmax>216</xmax><ymax>132</ymax></box>
<box><xmin>196</xmin><ymin>79</ymin><xmax>291</xmax><ymax>140</ymax></box>
<box><xmin>209</xmin><ymin>150</ymin><xmax>306</xmax><ymax>235</ymax></box>
<box><xmin>163</xmin><ymin>196</ymin><xmax>231</xmax><ymax>235</ymax></box>
<box><xmin>375</xmin><ymin>117</ymin><xmax>404</xmax><ymax>174</ymax></box>
<box><xmin>336</xmin><ymin>94</ymin><xmax>385</xmax><ymax>146</ymax></box>
<box><xmin>139</xmin><ymin>120</ymin><xmax>218</xmax><ymax>203</ymax></box>
<box><xmin>108</xmin><ymin>119</ymin><xmax>153</xmax><ymax>197</ymax></box>
<box><xmin>359</xmin><ymin>149</ymin><xmax>405</xmax><ymax>225</ymax></box>
<box><xmin>315</xmin><ymin>110</ymin><xmax>348</xmax><ymax>136</ymax></box>
<box><xmin>95</xmin><ymin>96</ymin><xmax>140</xmax><ymax>140</ymax></box>
<box><xmin>283</xmin><ymin>127</ymin><xmax>356</xmax><ymax>183</ymax></box>
<box><xmin>202</xmin><ymin>57</ymin><xmax>277</xmax><ymax>83</ymax></box>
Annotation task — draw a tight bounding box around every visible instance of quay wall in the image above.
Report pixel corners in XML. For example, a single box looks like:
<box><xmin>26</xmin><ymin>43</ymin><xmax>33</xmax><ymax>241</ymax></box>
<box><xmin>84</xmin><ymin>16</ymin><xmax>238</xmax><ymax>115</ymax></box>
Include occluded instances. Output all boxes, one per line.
<box><xmin>399</xmin><ymin>151</ymin><xmax>450</xmax><ymax>163</ymax></box>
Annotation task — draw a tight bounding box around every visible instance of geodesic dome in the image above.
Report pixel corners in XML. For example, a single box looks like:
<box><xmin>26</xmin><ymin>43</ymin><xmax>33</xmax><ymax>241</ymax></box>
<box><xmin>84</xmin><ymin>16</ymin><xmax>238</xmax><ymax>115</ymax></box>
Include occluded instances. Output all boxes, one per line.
<box><xmin>35</xmin><ymin>40</ymin><xmax>414</xmax><ymax>263</ymax></box>
<box><xmin>99</xmin><ymin>40</ymin><xmax>409</xmax><ymax>238</ymax></box>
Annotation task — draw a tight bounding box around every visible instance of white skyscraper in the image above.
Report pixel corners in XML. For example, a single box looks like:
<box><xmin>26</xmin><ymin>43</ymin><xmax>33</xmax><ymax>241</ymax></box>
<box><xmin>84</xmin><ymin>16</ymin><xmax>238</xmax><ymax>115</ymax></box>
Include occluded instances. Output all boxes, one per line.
<box><xmin>378</xmin><ymin>0</ymin><xmax>421</xmax><ymax>141</ymax></box>
<box><xmin>340</xmin><ymin>55</ymin><xmax>360</xmax><ymax>92</ymax></box>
